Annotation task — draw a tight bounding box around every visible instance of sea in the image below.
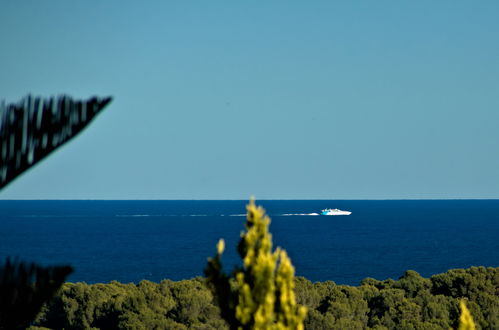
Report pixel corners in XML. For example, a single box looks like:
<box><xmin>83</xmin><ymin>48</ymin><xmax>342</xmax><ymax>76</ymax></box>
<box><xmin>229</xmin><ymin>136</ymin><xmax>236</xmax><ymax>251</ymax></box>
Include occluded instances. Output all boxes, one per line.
<box><xmin>1</xmin><ymin>200</ymin><xmax>498</xmax><ymax>286</ymax></box>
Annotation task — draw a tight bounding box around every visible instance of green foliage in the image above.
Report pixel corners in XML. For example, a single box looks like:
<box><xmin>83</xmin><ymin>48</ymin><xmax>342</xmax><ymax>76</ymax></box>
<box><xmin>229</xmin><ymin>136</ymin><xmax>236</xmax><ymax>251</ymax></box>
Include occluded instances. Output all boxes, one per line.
<box><xmin>36</xmin><ymin>278</ymin><xmax>226</xmax><ymax>329</ymax></box>
<box><xmin>205</xmin><ymin>200</ymin><xmax>307</xmax><ymax>329</ymax></box>
<box><xmin>31</xmin><ymin>266</ymin><xmax>499</xmax><ymax>329</ymax></box>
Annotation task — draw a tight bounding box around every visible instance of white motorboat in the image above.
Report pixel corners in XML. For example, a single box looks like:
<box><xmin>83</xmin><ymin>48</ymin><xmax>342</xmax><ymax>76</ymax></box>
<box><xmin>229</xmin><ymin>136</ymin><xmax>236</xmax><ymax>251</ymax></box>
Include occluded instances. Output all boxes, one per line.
<box><xmin>320</xmin><ymin>208</ymin><xmax>352</xmax><ymax>216</ymax></box>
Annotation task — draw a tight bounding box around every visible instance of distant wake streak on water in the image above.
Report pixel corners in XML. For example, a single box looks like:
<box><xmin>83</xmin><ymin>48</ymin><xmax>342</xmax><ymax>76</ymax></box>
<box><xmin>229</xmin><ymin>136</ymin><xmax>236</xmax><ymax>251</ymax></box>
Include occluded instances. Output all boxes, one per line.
<box><xmin>281</xmin><ymin>213</ymin><xmax>320</xmax><ymax>216</ymax></box>
<box><xmin>115</xmin><ymin>213</ymin><xmax>322</xmax><ymax>217</ymax></box>
<box><xmin>15</xmin><ymin>213</ymin><xmax>322</xmax><ymax>218</ymax></box>
<box><xmin>116</xmin><ymin>214</ymin><xmax>209</xmax><ymax>217</ymax></box>
<box><xmin>116</xmin><ymin>213</ymin><xmax>321</xmax><ymax>217</ymax></box>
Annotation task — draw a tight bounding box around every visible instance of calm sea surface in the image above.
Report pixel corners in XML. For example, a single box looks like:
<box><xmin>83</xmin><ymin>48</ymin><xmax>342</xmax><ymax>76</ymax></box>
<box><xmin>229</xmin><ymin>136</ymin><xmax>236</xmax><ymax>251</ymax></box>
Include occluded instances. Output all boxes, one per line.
<box><xmin>1</xmin><ymin>200</ymin><xmax>498</xmax><ymax>286</ymax></box>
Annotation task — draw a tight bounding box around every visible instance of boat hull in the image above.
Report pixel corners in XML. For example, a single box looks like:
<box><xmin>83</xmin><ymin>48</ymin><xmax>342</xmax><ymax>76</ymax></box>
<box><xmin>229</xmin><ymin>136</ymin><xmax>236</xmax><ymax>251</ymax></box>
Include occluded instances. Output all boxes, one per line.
<box><xmin>320</xmin><ymin>209</ymin><xmax>352</xmax><ymax>216</ymax></box>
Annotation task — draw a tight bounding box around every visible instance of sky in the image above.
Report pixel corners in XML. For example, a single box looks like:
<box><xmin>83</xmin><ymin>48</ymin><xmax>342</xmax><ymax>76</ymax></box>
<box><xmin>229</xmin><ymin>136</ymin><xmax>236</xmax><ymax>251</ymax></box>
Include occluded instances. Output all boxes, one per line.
<box><xmin>1</xmin><ymin>1</ymin><xmax>498</xmax><ymax>199</ymax></box>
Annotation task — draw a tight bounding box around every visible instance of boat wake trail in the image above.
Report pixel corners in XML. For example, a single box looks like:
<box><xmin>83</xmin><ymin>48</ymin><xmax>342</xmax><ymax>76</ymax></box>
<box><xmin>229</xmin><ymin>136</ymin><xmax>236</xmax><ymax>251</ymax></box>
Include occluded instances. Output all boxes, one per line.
<box><xmin>281</xmin><ymin>213</ymin><xmax>320</xmax><ymax>216</ymax></box>
<box><xmin>114</xmin><ymin>213</ymin><xmax>321</xmax><ymax>218</ymax></box>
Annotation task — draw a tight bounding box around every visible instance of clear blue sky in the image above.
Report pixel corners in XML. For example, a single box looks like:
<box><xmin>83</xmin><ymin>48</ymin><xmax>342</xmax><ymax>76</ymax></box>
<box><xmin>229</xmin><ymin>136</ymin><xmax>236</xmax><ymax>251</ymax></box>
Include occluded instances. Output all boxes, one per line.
<box><xmin>1</xmin><ymin>1</ymin><xmax>498</xmax><ymax>199</ymax></box>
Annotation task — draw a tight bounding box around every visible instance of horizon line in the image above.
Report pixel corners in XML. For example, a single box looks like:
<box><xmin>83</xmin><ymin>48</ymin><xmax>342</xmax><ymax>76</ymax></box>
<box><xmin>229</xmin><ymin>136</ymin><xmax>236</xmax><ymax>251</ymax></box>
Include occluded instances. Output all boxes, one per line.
<box><xmin>1</xmin><ymin>198</ymin><xmax>499</xmax><ymax>201</ymax></box>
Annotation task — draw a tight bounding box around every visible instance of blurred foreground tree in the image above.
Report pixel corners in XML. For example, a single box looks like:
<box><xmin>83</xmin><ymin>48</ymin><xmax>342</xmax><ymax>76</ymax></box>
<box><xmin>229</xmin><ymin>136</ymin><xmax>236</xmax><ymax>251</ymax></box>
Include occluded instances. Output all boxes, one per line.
<box><xmin>0</xmin><ymin>259</ymin><xmax>72</xmax><ymax>330</ymax></box>
<box><xmin>0</xmin><ymin>94</ymin><xmax>111</xmax><ymax>189</ymax></box>
<box><xmin>0</xmin><ymin>94</ymin><xmax>111</xmax><ymax>328</ymax></box>
<box><xmin>205</xmin><ymin>200</ymin><xmax>307</xmax><ymax>330</ymax></box>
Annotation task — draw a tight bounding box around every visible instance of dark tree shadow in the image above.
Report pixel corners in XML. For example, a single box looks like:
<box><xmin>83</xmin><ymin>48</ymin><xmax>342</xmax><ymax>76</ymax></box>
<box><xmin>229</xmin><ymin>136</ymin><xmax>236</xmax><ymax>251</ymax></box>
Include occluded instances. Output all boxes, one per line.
<box><xmin>0</xmin><ymin>259</ymin><xmax>73</xmax><ymax>330</ymax></box>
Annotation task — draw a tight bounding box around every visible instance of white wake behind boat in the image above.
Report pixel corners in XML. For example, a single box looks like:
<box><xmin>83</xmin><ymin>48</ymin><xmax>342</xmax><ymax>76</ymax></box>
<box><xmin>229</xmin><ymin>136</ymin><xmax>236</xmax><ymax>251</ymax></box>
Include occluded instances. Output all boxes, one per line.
<box><xmin>321</xmin><ymin>208</ymin><xmax>352</xmax><ymax>216</ymax></box>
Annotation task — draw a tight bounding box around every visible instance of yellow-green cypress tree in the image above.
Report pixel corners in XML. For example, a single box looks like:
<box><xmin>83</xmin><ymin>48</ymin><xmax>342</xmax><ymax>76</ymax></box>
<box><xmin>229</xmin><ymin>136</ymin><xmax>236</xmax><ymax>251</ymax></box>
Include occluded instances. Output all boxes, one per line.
<box><xmin>457</xmin><ymin>300</ymin><xmax>475</xmax><ymax>330</ymax></box>
<box><xmin>205</xmin><ymin>200</ymin><xmax>307</xmax><ymax>330</ymax></box>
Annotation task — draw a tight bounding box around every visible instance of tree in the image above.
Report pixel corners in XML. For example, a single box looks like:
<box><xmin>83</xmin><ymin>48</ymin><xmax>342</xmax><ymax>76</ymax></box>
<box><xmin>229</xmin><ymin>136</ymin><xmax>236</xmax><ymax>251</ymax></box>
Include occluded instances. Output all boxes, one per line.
<box><xmin>0</xmin><ymin>94</ymin><xmax>111</xmax><ymax>329</ymax></box>
<box><xmin>458</xmin><ymin>300</ymin><xmax>475</xmax><ymax>330</ymax></box>
<box><xmin>0</xmin><ymin>94</ymin><xmax>111</xmax><ymax>189</ymax></box>
<box><xmin>205</xmin><ymin>199</ymin><xmax>307</xmax><ymax>329</ymax></box>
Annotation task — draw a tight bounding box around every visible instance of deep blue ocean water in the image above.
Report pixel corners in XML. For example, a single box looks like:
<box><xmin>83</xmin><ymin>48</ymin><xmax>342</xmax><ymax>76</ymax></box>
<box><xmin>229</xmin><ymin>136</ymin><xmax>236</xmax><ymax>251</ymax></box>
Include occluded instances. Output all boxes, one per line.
<box><xmin>1</xmin><ymin>200</ymin><xmax>498</xmax><ymax>286</ymax></box>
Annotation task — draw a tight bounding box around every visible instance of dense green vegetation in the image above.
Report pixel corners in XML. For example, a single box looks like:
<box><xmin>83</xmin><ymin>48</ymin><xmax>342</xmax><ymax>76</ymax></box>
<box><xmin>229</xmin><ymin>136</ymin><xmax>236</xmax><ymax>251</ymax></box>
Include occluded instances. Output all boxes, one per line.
<box><xmin>29</xmin><ymin>266</ymin><xmax>498</xmax><ymax>329</ymax></box>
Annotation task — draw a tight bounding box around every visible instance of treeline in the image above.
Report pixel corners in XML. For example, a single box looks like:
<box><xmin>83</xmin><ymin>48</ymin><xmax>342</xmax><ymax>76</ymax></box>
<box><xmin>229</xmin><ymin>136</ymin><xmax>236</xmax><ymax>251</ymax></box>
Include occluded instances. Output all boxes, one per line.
<box><xmin>30</xmin><ymin>266</ymin><xmax>498</xmax><ymax>329</ymax></box>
